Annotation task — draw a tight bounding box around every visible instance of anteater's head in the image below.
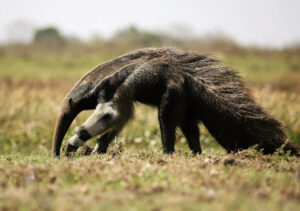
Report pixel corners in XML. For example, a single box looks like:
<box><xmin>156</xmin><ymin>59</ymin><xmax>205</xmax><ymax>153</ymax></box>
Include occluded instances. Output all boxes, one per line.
<box><xmin>66</xmin><ymin>101</ymin><xmax>123</xmax><ymax>148</ymax></box>
<box><xmin>52</xmin><ymin>86</ymin><xmax>132</xmax><ymax>157</ymax></box>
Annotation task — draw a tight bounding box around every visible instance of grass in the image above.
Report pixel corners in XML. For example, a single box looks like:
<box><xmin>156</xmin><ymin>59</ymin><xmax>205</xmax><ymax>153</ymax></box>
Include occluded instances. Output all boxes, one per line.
<box><xmin>0</xmin><ymin>150</ymin><xmax>299</xmax><ymax>211</ymax></box>
<box><xmin>0</xmin><ymin>50</ymin><xmax>299</xmax><ymax>210</ymax></box>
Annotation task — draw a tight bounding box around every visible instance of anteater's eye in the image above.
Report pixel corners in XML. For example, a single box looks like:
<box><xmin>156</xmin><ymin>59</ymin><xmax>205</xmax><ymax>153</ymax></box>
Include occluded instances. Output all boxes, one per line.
<box><xmin>101</xmin><ymin>113</ymin><xmax>111</xmax><ymax>121</ymax></box>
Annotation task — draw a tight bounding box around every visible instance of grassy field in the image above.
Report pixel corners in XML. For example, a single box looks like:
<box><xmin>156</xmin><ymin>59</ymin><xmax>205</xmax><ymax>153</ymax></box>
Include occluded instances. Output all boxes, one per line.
<box><xmin>0</xmin><ymin>49</ymin><xmax>299</xmax><ymax>210</ymax></box>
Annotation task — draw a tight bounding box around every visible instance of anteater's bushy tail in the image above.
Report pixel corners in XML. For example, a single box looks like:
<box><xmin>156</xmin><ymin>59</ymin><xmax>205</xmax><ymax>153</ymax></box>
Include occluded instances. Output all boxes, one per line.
<box><xmin>185</xmin><ymin>62</ymin><xmax>299</xmax><ymax>156</ymax></box>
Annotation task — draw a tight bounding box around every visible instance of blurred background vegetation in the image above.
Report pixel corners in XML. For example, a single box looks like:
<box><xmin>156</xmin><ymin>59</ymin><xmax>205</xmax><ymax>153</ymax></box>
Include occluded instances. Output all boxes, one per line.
<box><xmin>0</xmin><ymin>25</ymin><xmax>300</xmax><ymax>154</ymax></box>
<box><xmin>2</xmin><ymin>25</ymin><xmax>300</xmax><ymax>84</ymax></box>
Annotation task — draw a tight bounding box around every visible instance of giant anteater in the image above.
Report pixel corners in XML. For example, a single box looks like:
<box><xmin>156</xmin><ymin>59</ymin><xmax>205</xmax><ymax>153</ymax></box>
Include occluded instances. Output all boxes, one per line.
<box><xmin>52</xmin><ymin>48</ymin><xmax>299</xmax><ymax>157</ymax></box>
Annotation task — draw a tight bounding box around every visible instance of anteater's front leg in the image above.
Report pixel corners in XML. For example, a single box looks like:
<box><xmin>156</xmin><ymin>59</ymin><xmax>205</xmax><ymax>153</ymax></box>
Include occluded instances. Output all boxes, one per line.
<box><xmin>65</xmin><ymin>127</ymin><xmax>92</xmax><ymax>156</ymax></box>
<box><xmin>158</xmin><ymin>86</ymin><xmax>185</xmax><ymax>154</ymax></box>
<box><xmin>92</xmin><ymin>131</ymin><xmax>119</xmax><ymax>154</ymax></box>
<box><xmin>65</xmin><ymin>104</ymin><xmax>110</xmax><ymax>156</ymax></box>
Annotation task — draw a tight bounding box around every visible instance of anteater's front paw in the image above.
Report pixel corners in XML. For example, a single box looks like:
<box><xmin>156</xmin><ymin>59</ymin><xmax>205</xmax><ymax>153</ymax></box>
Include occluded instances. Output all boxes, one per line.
<box><xmin>65</xmin><ymin>144</ymin><xmax>79</xmax><ymax>157</ymax></box>
<box><xmin>80</xmin><ymin>146</ymin><xmax>93</xmax><ymax>156</ymax></box>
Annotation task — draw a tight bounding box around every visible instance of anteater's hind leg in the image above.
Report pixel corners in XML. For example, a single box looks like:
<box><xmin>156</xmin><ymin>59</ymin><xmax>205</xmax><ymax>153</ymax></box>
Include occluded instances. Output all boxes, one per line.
<box><xmin>158</xmin><ymin>85</ymin><xmax>185</xmax><ymax>154</ymax></box>
<box><xmin>180</xmin><ymin>120</ymin><xmax>201</xmax><ymax>154</ymax></box>
<box><xmin>158</xmin><ymin>115</ymin><xmax>176</xmax><ymax>154</ymax></box>
<box><xmin>92</xmin><ymin>130</ymin><xmax>119</xmax><ymax>154</ymax></box>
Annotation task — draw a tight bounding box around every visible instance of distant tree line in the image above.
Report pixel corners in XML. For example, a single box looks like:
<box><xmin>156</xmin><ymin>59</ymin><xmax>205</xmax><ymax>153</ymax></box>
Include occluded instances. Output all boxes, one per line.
<box><xmin>1</xmin><ymin>25</ymin><xmax>300</xmax><ymax>57</ymax></box>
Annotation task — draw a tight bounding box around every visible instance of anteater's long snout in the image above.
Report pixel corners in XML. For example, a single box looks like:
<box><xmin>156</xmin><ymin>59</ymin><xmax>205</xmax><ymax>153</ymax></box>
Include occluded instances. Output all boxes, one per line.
<box><xmin>52</xmin><ymin>101</ymin><xmax>79</xmax><ymax>157</ymax></box>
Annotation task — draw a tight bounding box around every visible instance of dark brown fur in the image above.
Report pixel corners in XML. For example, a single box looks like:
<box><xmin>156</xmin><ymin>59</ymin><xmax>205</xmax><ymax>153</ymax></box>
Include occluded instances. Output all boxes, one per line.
<box><xmin>52</xmin><ymin>48</ymin><xmax>299</xmax><ymax>157</ymax></box>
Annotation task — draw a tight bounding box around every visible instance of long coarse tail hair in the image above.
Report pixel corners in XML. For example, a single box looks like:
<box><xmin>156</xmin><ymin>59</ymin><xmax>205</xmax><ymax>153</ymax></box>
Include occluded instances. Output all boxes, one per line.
<box><xmin>184</xmin><ymin>62</ymin><xmax>299</xmax><ymax>156</ymax></box>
